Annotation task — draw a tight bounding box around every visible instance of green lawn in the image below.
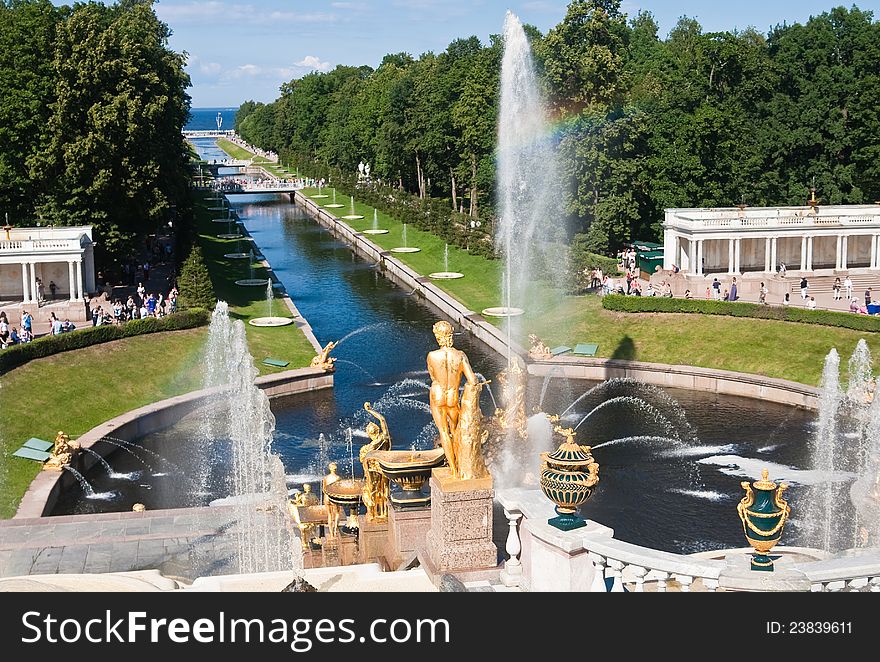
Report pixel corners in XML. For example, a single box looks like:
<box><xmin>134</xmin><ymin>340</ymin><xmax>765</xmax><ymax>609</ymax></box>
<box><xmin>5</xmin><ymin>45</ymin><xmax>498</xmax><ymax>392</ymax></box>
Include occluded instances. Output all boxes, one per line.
<box><xmin>194</xmin><ymin>193</ymin><xmax>317</xmax><ymax>374</ymax></box>
<box><xmin>0</xmin><ymin>328</ymin><xmax>208</xmax><ymax>518</ymax></box>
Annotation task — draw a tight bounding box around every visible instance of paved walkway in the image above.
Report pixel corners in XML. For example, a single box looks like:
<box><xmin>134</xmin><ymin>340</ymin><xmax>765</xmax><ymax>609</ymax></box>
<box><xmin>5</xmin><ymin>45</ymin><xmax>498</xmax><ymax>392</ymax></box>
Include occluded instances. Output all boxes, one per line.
<box><xmin>0</xmin><ymin>507</ymin><xmax>242</xmax><ymax>581</ymax></box>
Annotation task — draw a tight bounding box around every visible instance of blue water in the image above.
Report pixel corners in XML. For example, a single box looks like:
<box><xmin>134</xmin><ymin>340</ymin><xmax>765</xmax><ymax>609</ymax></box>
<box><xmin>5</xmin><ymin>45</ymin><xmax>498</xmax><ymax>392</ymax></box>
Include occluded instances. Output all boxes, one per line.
<box><xmin>186</xmin><ymin>107</ymin><xmax>238</xmax><ymax>132</ymax></box>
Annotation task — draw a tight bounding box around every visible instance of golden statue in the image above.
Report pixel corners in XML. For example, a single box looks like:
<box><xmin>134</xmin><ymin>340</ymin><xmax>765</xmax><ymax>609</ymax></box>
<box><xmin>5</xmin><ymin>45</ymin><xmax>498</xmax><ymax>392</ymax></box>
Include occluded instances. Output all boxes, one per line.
<box><xmin>427</xmin><ymin>321</ymin><xmax>478</xmax><ymax>477</ymax></box>
<box><xmin>322</xmin><ymin>463</ymin><xmax>342</xmax><ymax>535</ymax></box>
<box><xmin>360</xmin><ymin>403</ymin><xmax>392</xmax><ymax>522</ymax></box>
<box><xmin>528</xmin><ymin>334</ymin><xmax>552</xmax><ymax>360</ymax></box>
<box><xmin>289</xmin><ymin>483</ymin><xmax>322</xmax><ymax>550</ymax></box>
<box><xmin>494</xmin><ymin>356</ymin><xmax>528</xmax><ymax>440</ymax></box>
<box><xmin>310</xmin><ymin>340</ymin><xmax>338</xmax><ymax>371</ymax></box>
<box><xmin>454</xmin><ymin>381</ymin><xmax>491</xmax><ymax>480</ymax></box>
<box><xmin>43</xmin><ymin>431</ymin><xmax>80</xmax><ymax>472</ymax></box>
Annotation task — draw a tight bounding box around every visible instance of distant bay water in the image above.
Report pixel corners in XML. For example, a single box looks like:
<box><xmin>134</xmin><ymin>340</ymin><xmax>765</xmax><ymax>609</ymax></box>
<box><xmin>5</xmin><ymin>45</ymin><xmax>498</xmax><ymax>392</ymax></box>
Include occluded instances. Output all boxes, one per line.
<box><xmin>186</xmin><ymin>107</ymin><xmax>238</xmax><ymax>132</ymax></box>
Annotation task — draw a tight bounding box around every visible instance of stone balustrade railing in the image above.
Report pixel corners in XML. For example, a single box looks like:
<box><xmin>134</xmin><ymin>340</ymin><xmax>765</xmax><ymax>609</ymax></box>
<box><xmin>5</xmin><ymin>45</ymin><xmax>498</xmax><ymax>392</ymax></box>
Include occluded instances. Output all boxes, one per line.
<box><xmin>497</xmin><ymin>487</ymin><xmax>880</xmax><ymax>592</ymax></box>
<box><xmin>670</xmin><ymin>214</ymin><xmax>880</xmax><ymax>232</ymax></box>
<box><xmin>0</xmin><ymin>239</ymin><xmax>81</xmax><ymax>253</ymax></box>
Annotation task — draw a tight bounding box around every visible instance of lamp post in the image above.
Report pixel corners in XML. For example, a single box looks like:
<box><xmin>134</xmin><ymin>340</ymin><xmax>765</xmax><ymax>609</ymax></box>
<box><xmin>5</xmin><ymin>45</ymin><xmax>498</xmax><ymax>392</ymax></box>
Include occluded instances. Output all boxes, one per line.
<box><xmin>3</xmin><ymin>212</ymin><xmax>12</xmax><ymax>241</ymax></box>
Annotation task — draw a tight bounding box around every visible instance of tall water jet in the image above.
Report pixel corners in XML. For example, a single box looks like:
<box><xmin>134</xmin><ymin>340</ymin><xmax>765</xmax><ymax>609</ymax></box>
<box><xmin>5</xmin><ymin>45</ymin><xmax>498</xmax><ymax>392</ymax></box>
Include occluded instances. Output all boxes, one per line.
<box><xmin>493</xmin><ymin>11</ymin><xmax>565</xmax><ymax>364</ymax></box>
<box><xmin>202</xmin><ymin>302</ymin><xmax>300</xmax><ymax>574</ymax></box>
<box><xmin>808</xmin><ymin>348</ymin><xmax>844</xmax><ymax>552</ymax></box>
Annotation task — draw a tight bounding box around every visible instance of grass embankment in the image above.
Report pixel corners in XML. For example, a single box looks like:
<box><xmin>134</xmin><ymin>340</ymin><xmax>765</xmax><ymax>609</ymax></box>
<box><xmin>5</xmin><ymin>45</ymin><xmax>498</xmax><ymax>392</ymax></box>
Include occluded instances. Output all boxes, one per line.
<box><xmin>194</xmin><ymin>192</ymin><xmax>317</xmax><ymax>373</ymax></box>
<box><xmin>220</xmin><ymin>142</ymin><xmax>876</xmax><ymax>386</ymax></box>
<box><xmin>0</xmin><ymin>328</ymin><xmax>208</xmax><ymax>518</ymax></box>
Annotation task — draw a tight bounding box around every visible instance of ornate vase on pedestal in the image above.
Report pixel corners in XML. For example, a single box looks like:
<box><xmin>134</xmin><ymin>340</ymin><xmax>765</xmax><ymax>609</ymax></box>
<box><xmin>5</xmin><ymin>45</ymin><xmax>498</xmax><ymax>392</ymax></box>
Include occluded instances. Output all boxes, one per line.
<box><xmin>737</xmin><ymin>469</ymin><xmax>791</xmax><ymax>572</ymax></box>
<box><xmin>539</xmin><ymin>423</ymin><xmax>600</xmax><ymax>531</ymax></box>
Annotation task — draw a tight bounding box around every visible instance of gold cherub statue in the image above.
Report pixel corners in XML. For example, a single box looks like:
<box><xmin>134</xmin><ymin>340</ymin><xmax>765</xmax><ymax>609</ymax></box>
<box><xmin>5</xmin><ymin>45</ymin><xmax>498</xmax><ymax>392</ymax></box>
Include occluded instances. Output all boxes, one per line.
<box><xmin>528</xmin><ymin>334</ymin><xmax>553</xmax><ymax>360</ymax></box>
<box><xmin>360</xmin><ymin>403</ymin><xmax>392</xmax><ymax>522</ymax></box>
<box><xmin>322</xmin><ymin>463</ymin><xmax>342</xmax><ymax>536</ymax></box>
<box><xmin>43</xmin><ymin>431</ymin><xmax>80</xmax><ymax>472</ymax></box>
<box><xmin>310</xmin><ymin>341</ymin><xmax>338</xmax><ymax>371</ymax></box>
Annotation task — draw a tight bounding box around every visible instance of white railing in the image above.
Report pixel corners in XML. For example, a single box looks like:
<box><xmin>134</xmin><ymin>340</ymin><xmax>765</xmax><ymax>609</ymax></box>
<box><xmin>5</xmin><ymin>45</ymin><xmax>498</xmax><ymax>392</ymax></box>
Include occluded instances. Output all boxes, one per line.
<box><xmin>670</xmin><ymin>214</ymin><xmax>880</xmax><ymax>232</ymax></box>
<box><xmin>0</xmin><ymin>239</ymin><xmax>81</xmax><ymax>253</ymax></box>
<box><xmin>498</xmin><ymin>487</ymin><xmax>880</xmax><ymax>592</ymax></box>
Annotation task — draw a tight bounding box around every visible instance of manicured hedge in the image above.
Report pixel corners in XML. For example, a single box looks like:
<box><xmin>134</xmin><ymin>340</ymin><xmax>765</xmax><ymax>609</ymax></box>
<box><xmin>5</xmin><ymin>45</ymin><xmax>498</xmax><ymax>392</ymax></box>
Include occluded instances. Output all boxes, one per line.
<box><xmin>0</xmin><ymin>308</ymin><xmax>211</xmax><ymax>373</ymax></box>
<box><xmin>601</xmin><ymin>295</ymin><xmax>880</xmax><ymax>333</ymax></box>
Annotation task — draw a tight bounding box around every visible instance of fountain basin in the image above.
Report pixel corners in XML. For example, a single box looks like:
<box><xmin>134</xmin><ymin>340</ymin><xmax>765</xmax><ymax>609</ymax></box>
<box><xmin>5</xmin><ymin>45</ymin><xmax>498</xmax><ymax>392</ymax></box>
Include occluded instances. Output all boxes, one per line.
<box><xmin>324</xmin><ymin>478</ymin><xmax>364</xmax><ymax>508</ymax></box>
<box><xmin>429</xmin><ymin>272</ymin><xmax>465</xmax><ymax>280</ymax></box>
<box><xmin>235</xmin><ymin>279</ymin><xmax>270</xmax><ymax>287</ymax></box>
<box><xmin>362</xmin><ymin>229</ymin><xmax>389</xmax><ymax>235</ymax></box>
<box><xmin>217</xmin><ymin>233</ymin><xmax>242</xmax><ymax>239</ymax></box>
<box><xmin>249</xmin><ymin>317</ymin><xmax>295</xmax><ymax>328</ymax></box>
<box><xmin>482</xmin><ymin>307</ymin><xmax>525</xmax><ymax>318</ymax></box>
<box><xmin>208</xmin><ymin>207</ymin><xmax>227</xmax><ymax>211</ymax></box>
<box><xmin>212</xmin><ymin>218</ymin><xmax>235</xmax><ymax>223</ymax></box>
<box><xmin>224</xmin><ymin>253</ymin><xmax>252</xmax><ymax>260</ymax></box>
<box><xmin>323</xmin><ymin>204</ymin><xmax>345</xmax><ymax>209</ymax></box>
<box><xmin>390</xmin><ymin>247</ymin><xmax>421</xmax><ymax>254</ymax></box>
<box><xmin>310</xmin><ymin>195</ymin><xmax>329</xmax><ymax>199</ymax></box>
<box><xmin>341</xmin><ymin>215</ymin><xmax>365</xmax><ymax>220</ymax></box>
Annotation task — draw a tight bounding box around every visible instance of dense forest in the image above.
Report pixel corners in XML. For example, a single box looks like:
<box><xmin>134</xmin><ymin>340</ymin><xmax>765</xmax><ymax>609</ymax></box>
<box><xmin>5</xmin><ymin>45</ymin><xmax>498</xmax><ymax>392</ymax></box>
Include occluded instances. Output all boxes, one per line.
<box><xmin>0</xmin><ymin>0</ymin><xmax>191</xmax><ymax>267</ymax></box>
<box><xmin>237</xmin><ymin>0</ymin><xmax>880</xmax><ymax>254</ymax></box>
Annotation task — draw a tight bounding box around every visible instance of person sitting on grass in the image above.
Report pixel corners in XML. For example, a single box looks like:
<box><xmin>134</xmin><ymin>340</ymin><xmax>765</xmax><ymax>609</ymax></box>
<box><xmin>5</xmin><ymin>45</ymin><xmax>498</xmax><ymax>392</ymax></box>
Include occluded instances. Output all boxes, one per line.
<box><xmin>684</xmin><ymin>289</ymin><xmax>692</xmax><ymax>299</ymax></box>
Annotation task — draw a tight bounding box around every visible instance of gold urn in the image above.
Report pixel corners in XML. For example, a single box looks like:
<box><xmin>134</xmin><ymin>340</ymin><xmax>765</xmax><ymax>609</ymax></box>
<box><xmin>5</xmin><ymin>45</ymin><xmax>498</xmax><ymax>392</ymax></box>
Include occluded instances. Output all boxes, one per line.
<box><xmin>539</xmin><ymin>424</ymin><xmax>599</xmax><ymax>531</ymax></box>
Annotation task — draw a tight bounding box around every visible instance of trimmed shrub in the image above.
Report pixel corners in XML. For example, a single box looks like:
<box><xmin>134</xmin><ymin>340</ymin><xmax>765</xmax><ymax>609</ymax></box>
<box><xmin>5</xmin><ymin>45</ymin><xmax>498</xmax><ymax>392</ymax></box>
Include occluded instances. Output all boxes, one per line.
<box><xmin>601</xmin><ymin>295</ymin><xmax>880</xmax><ymax>332</ymax></box>
<box><xmin>0</xmin><ymin>309</ymin><xmax>211</xmax><ymax>373</ymax></box>
<box><xmin>178</xmin><ymin>245</ymin><xmax>216</xmax><ymax>310</ymax></box>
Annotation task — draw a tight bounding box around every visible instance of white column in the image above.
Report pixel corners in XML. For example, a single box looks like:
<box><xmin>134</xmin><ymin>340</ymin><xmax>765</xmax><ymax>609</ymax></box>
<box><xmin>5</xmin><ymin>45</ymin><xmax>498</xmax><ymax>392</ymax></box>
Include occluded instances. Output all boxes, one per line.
<box><xmin>807</xmin><ymin>236</ymin><xmax>814</xmax><ymax>271</ymax></box>
<box><xmin>764</xmin><ymin>237</ymin><xmax>772</xmax><ymax>273</ymax></box>
<box><xmin>728</xmin><ymin>239</ymin><xmax>735</xmax><ymax>274</ymax></box>
<box><xmin>75</xmin><ymin>260</ymin><xmax>84</xmax><ymax>300</ymax></box>
<box><xmin>499</xmin><ymin>509</ymin><xmax>522</xmax><ymax>588</ymax></box>
<box><xmin>687</xmin><ymin>239</ymin><xmax>696</xmax><ymax>272</ymax></box>
<box><xmin>841</xmin><ymin>236</ymin><xmax>848</xmax><ymax>270</ymax></box>
<box><xmin>68</xmin><ymin>261</ymin><xmax>77</xmax><ymax>301</ymax></box>
<box><xmin>801</xmin><ymin>236</ymin><xmax>808</xmax><ymax>271</ymax></box>
<box><xmin>771</xmin><ymin>237</ymin><xmax>778</xmax><ymax>273</ymax></box>
<box><xmin>21</xmin><ymin>263</ymin><xmax>30</xmax><ymax>302</ymax></box>
<box><xmin>836</xmin><ymin>235</ymin><xmax>843</xmax><ymax>270</ymax></box>
<box><xmin>29</xmin><ymin>262</ymin><xmax>38</xmax><ymax>304</ymax></box>
<box><xmin>734</xmin><ymin>238</ymin><xmax>741</xmax><ymax>274</ymax></box>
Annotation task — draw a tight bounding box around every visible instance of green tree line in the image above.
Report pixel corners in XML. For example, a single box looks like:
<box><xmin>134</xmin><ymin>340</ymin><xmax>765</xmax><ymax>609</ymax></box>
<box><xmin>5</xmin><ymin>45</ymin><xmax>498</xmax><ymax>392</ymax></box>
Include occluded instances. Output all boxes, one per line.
<box><xmin>0</xmin><ymin>0</ymin><xmax>192</xmax><ymax>269</ymax></box>
<box><xmin>236</xmin><ymin>0</ymin><xmax>880</xmax><ymax>255</ymax></box>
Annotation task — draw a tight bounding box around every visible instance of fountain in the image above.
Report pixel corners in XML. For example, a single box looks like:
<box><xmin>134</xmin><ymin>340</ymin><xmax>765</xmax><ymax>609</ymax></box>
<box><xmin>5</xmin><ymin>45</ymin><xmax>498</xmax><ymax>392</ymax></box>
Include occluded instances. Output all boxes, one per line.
<box><xmin>202</xmin><ymin>302</ymin><xmax>300</xmax><ymax>573</ymax></box>
<box><xmin>806</xmin><ymin>341</ymin><xmax>880</xmax><ymax>551</ymax></box>
<box><xmin>342</xmin><ymin>196</ymin><xmax>364</xmax><ymax>220</ymax></box>
<box><xmin>311</xmin><ymin>183</ymin><xmax>328</xmax><ymax>199</ymax></box>
<box><xmin>235</xmin><ymin>250</ymin><xmax>270</xmax><ymax>287</ymax></box>
<box><xmin>362</xmin><ymin>209</ymin><xmax>388</xmax><ymax>235</ymax></box>
<box><xmin>324</xmin><ymin>188</ymin><xmax>344</xmax><ymax>208</ymax></box>
<box><xmin>429</xmin><ymin>243</ymin><xmax>464</xmax><ymax>280</ymax></box>
<box><xmin>391</xmin><ymin>223</ymin><xmax>420</xmax><ymax>254</ymax></box>
<box><xmin>483</xmin><ymin>12</ymin><xmax>566</xmax><ymax>328</ymax></box>
<box><xmin>224</xmin><ymin>236</ymin><xmax>252</xmax><ymax>260</ymax></box>
<box><xmin>249</xmin><ymin>280</ymin><xmax>294</xmax><ymax>327</ymax></box>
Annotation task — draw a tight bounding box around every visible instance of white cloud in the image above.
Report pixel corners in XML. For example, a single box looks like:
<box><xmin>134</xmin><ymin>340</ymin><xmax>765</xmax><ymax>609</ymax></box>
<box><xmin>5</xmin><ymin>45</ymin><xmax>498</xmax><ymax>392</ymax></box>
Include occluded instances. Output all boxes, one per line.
<box><xmin>331</xmin><ymin>1</ymin><xmax>367</xmax><ymax>9</ymax></box>
<box><xmin>294</xmin><ymin>55</ymin><xmax>333</xmax><ymax>71</ymax></box>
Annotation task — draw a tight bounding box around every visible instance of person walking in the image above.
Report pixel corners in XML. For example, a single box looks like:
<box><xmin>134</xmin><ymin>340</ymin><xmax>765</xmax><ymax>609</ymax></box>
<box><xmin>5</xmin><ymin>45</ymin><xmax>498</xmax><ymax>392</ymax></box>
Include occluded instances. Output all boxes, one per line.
<box><xmin>729</xmin><ymin>277</ymin><xmax>738</xmax><ymax>302</ymax></box>
<box><xmin>844</xmin><ymin>276</ymin><xmax>853</xmax><ymax>301</ymax></box>
<box><xmin>800</xmin><ymin>276</ymin><xmax>809</xmax><ymax>300</ymax></box>
<box><xmin>833</xmin><ymin>277</ymin><xmax>842</xmax><ymax>301</ymax></box>
<box><xmin>712</xmin><ymin>278</ymin><xmax>722</xmax><ymax>301</ymax></box>
<box><xmin>759</xmin><ymin>282</ymin><xmax>768</xmax><ymax>305</ymax></box>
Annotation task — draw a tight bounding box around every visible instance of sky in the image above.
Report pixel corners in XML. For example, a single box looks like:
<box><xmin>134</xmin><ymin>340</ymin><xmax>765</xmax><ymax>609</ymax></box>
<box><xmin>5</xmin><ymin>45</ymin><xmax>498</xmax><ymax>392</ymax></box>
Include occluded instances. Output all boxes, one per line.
<box><xmin>57</xmin><ymin>1</ymin><xmax>880</xmax><ymax>107</ymax></box>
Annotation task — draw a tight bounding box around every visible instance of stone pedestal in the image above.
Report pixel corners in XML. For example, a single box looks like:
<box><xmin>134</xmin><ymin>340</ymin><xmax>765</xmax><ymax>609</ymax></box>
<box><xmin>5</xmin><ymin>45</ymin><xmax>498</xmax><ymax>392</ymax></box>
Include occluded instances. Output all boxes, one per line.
<box><xmin>357</xmin><ymin>516</ymin><xmax>389</xmax><ymax>565</ymax></box>
<box><xmin>718</xmin><ymin>553</ymin><xmax>811</xmax><ymax>592</ymax></box>
<box><xmin>385</xmin><ymin>504</ymin><xmax>432</xmax><ymax>569</ymax></box>
<box><xmin>420</xmin><ymin>469</ymin><xmax>498</xmax><ymax>584</ymax></box>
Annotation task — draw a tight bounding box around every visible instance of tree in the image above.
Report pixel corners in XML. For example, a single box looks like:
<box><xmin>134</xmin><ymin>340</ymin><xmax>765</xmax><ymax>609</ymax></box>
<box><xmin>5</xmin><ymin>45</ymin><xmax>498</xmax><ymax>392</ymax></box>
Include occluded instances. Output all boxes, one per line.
<box><xmin>177</xmin><ymin>245</ymin><xmax>215</xmax><ymax>310</ymax></box>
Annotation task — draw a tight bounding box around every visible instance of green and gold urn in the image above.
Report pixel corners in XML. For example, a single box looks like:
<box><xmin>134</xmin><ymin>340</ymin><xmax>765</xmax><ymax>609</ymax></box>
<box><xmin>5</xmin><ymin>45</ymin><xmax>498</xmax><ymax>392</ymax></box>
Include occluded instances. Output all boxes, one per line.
<box><xmin>737</xmin><ymin>469</ymin><xmax>791</xmax><ymax>572</ymax></box>
<box><xmin>540</xmin><ymin>424</ymin><xmax>600</xmax><ymax>531</ymax></box>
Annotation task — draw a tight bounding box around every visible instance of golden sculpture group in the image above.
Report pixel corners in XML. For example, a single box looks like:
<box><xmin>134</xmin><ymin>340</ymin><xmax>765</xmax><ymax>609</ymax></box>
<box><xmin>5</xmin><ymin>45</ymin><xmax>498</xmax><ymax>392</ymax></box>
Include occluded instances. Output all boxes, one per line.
<box><xmin>43</xmin><ymin>431</ymin><xmax>80</xmax><ymax>472</ymax></box>
<box><xmin>310</xmin><ymin>340</ymin><xmax>338</xmax><ymax>371</ymax></box>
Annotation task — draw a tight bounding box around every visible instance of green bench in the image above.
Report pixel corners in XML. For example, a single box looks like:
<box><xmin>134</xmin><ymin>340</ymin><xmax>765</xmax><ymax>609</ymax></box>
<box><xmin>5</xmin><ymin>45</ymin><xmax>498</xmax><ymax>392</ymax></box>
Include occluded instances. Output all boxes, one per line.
<box><xmin>263</xmin><ymin>358</ymin><xmax>290</xmax><ymax>368</ymax></box>
<box><xmin>573</xmin><ymin>343</ymin><xmax>599</xmax><ymax>357</ymax></box>
<box><xmin>12</xmin><ymin>438</ymin><xmax>54</xmax><ymax>463</ymax></box>
<box><xmin>551</xmin><ymin>346</ymin><xmax>572</xmax><ymax>356</ymax></box>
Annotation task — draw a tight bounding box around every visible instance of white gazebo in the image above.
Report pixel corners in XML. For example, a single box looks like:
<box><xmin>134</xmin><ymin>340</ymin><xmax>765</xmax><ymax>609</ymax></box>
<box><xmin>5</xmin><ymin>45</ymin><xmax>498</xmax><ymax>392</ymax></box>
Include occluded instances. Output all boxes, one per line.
<box><xmin>663</xmin><ymin>204</ymin><xmax>880</xmax><ymax>275</ymax></box>
<box><xmin>0</xmin><ymin>226</ymin><xmax>96</xmax><ymax>303</ymax></box>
